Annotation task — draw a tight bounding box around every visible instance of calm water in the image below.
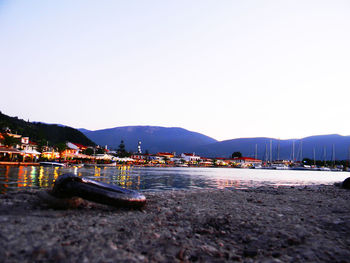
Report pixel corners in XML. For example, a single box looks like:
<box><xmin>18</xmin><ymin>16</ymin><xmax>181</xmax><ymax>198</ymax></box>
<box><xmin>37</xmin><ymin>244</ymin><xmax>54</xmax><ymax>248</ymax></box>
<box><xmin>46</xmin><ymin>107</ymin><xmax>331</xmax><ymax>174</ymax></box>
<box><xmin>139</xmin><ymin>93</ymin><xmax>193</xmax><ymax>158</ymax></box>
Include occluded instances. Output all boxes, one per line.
<box><xmin>0</xmin><ymin>165</ymin><xmax>349</xmax><ymax>194</ymax></box>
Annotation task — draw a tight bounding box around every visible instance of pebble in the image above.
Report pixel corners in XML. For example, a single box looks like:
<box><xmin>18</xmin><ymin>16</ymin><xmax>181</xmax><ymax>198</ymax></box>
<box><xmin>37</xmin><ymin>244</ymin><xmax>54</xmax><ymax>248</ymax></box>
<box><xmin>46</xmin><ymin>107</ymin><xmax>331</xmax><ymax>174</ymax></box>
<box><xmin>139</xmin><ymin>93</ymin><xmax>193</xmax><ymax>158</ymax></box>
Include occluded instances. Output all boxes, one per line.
<box><xmin>0</xmin><ymin>186</ymin><xmax>349</xmax><ymax>262</ymax></box>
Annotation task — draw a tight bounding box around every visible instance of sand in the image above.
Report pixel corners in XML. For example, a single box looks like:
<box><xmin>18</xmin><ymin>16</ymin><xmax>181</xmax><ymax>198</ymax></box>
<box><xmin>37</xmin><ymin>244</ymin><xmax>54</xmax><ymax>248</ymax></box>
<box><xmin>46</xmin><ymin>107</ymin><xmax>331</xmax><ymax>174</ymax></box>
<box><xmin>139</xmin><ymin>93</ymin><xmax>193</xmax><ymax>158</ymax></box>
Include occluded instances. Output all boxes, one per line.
<box><xmin>0</xmin><ymin>185</ymin><xmax>349</xmax><ymax>262</ymax></box>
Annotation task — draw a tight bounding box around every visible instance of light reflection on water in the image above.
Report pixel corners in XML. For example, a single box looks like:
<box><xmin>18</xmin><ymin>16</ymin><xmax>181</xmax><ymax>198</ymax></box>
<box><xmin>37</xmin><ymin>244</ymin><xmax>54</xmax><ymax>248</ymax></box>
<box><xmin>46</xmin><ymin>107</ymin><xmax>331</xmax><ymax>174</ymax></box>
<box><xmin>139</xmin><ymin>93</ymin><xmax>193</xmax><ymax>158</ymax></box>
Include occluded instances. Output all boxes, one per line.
<box><xmin>0</xmin><ymin>165</ymin><xmax>349</xmax><ymax>194</ymax></box>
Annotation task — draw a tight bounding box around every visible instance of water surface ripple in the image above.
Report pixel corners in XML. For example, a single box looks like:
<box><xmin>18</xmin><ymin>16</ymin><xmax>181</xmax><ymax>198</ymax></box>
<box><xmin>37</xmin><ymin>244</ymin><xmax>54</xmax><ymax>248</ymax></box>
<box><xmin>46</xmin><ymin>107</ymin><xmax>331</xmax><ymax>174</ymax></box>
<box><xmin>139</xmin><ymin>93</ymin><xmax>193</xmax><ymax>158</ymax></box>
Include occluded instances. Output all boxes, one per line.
<box><xmin>0</xmin><ymin>165</ymin><xmax>348</xmax><ymax>194</ymax></box>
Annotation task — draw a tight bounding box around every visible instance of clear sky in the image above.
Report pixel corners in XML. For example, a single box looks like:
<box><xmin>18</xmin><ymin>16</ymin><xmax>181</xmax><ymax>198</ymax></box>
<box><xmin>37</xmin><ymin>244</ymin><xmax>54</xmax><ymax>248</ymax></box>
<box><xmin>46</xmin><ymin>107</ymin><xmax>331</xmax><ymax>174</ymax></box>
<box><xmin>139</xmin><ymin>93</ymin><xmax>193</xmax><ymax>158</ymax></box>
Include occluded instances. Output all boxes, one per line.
<box><xmin>1</xmin><ymin>0</ymin><xmax>350</xmax><ymax>141</ymax></box>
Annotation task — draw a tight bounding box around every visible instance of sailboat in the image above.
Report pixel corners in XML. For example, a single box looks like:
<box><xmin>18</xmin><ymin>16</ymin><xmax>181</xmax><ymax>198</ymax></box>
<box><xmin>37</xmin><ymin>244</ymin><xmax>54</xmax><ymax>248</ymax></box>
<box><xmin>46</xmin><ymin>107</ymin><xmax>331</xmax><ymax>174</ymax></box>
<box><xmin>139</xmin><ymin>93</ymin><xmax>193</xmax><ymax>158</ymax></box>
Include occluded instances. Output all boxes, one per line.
<box><xmin>330</xmin><ymin>144</ymin><xmax>342</xmax><ymax>171</ymax></box>
<box><xmin>319</xmin><ymin>147</ymin><xmax>330</xmax><ymax>171</ymax></box>
<box><xmin>290</xmin><ymin>140</ymin><xmax>307</xmax><ymax>170</ymax></box>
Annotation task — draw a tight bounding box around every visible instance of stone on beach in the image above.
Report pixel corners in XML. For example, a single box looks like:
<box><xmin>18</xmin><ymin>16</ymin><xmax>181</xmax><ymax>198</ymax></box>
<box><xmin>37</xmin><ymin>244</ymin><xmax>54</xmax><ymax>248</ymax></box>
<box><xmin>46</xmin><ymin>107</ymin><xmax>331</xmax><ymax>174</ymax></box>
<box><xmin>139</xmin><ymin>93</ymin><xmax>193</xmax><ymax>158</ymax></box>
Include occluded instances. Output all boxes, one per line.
<box><xmin>341</xmin><ymin>177</ymin><xmax>350</xmax><ymax>189</ymax></box>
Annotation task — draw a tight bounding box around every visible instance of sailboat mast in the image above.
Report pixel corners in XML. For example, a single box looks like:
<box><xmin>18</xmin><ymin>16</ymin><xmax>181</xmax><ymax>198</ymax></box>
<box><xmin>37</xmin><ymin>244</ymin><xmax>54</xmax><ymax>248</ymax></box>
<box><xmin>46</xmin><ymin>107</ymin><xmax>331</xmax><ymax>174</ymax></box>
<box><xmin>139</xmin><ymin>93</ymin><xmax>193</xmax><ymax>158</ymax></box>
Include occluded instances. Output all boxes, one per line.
<box><xmin>270</xmin><ymin>140</ymin><xmax>272</xmax><ymax>163</ymax></box>
<box><xmin>255</xmin><ymin>144</ymin><xmax>258</xmax><ymax>160</ymax></box>
<box><xmin>292</xmin><ymin>140</ymin><xmax>295</xmax><ymax>162</ymax></box>
<box><xmin>313</xmin><ymin>147</ymin><xmax>316</xmax><ymax>166</ymax></box>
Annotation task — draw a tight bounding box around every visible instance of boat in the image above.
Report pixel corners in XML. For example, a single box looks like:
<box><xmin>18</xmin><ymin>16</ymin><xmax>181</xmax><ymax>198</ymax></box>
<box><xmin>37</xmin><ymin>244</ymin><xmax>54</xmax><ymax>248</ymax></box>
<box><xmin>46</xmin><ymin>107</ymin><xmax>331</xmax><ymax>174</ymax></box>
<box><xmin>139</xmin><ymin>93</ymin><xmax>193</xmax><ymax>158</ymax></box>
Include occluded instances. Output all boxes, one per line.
<box><xmin>39</xmin><ymin>162</ymin><xmax>66</xmax><ymax>167</ymax></box>
<box><xmin>275</xmin><ymin>165</ymin><xmax>290</xmax><ymax>170</ymax></box>
<box><xmin>258</xmin><ymin>165</ymin><xmax>275</xmax><ymax>170</ymax></box>
<box><xmin>290</xmin><ymin>166</ymin><xmax>308</xmax><ymax>170</ymax></box>
<box><xmin>319</xmin><ymin>167</ymin><xmax>331</xmax><ymax>171</ymax></box>
<box><xmin>83</xmin><ymin>162</ymin><xmax>117</xmax><ymax>167</ymax></box>
<box><xmin>176</xmin><ymin>163</ymin><xmax>188</xmax><ymax>167</ymax></box>
<box><xmin>330</xmin><ymin>167</ymin><xmax>342</xmax><ymax>172</ymax></box>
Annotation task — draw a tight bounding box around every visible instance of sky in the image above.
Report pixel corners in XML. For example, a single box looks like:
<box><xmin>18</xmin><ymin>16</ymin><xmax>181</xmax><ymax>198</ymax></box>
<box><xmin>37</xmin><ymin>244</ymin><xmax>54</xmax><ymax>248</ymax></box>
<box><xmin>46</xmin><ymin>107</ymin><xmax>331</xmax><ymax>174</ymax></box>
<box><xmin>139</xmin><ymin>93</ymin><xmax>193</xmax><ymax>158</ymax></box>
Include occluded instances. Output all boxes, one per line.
<box><xmin>1</xmin><ymin>0</ymin><xmax>350</xmax><ymax>141</ymax></box>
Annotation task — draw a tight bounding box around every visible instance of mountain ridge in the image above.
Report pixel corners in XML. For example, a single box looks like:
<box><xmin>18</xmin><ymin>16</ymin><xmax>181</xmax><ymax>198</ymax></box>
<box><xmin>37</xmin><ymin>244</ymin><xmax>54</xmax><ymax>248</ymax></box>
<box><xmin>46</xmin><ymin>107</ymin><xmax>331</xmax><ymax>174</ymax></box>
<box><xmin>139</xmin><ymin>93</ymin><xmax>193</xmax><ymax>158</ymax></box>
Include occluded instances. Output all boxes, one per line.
<box><xmin>194</xmin><ymin>134</ymin><xmax>350</xmax><ymax>160</ymax></box>
<box><xmin>80</xmin><ymin>125</ymin><xmax>350</xmax><ymax>160</ymax></box>
<box><xmin>2</xmin><ymin>109</ymin><xmax>349</xmax><ymax>160</ymax></box>
<box><xmin>80</xmin><ymin>126</ymin><xmax>218</xmax><ymax>154</ymax></box>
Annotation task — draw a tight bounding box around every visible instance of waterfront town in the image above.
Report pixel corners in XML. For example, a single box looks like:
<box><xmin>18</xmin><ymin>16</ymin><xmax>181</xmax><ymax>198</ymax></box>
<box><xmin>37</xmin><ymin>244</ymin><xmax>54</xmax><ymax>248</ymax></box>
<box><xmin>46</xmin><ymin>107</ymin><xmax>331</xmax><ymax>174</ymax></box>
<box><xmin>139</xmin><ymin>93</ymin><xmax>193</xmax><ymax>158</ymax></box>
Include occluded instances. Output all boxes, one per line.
<box><xmin>1</xmin><ymin>128</ymin><xmax>347</xmax><ymax>171</ymax></box>
<box><xmin>0</xmin><ymin>128</ymin><xmax>263</xmax><ymax>168</ymax></box>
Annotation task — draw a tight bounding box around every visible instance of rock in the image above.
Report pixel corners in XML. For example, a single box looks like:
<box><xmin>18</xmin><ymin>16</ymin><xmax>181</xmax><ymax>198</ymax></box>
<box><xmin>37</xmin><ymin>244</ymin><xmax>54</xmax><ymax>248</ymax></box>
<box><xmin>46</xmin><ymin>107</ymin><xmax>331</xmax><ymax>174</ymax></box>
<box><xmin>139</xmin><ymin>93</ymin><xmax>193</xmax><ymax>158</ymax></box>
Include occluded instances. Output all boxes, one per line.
<box><xmin>341</xmin><ymin>177</ymin><xmax>350</xmax><ymax>189</ymax></box>
<box><xmin>243</xmin><ymin>248</ymin><xmax>258</xmax><ymax>257</ymax></box>
<box><xmin>37</xmin><ymin>190</ymin><xmax>86</xmax><ymax>209</ymax></box>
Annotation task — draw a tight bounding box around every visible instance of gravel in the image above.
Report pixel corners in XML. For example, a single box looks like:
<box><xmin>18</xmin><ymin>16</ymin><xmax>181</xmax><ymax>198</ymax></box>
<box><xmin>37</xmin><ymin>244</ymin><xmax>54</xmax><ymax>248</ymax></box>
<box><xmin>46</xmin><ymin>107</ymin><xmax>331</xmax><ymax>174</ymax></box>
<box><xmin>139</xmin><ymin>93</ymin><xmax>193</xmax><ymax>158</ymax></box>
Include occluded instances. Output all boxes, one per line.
<box><xmin>0</xmin><ymin>185</ymin><xmax>349</xmax><ymax>262</ymax></box>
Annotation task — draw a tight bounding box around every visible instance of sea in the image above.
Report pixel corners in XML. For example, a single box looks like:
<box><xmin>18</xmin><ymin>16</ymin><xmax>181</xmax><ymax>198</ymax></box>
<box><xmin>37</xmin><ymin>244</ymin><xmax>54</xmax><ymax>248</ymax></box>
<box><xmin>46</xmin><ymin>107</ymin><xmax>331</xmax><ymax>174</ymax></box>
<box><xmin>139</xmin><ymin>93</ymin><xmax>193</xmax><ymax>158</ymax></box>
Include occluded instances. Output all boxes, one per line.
<box><xmin>0</xmin><ymin>165</ymin><xmax>348</xmax><ymax>194</ymax></box>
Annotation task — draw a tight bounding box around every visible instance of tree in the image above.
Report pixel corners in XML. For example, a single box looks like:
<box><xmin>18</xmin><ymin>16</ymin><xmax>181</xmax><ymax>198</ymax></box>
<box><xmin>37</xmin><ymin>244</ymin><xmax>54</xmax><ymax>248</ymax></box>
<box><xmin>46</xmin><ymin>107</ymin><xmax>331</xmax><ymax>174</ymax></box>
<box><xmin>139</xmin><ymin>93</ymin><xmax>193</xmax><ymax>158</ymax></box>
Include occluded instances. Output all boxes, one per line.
<box><xmin>95</xmin><ymin>147</ymin><xmax>105</xmax><ymax>154</ymax></box>
<box><xmin>36</xmin><ymin>139</ymin><xmax>48</xmax><ymax>153</ymax></box>
<box><xmin>55</xmin><ymin>142</ymin><xmax>67</xmax><ymax>161</ymax></box>
<box><xmin>1</xmin><ymin>133</ymin><xmax>20</xmax><ymax>148</ymax></box>
<box><xmin>302</xmin><ymin>158</ymin><xmax>313</xmax><ymax>165</ymax></box>
<box><xmin>232</xmin><ymin>151</ymin><xmax>242</xmax><ymax>158</ymax></box>
<box><xmin>117</xmin><ymin>140</ymin><xmax>127</xmax><ymax>157</ymax></box>
<box><xmin>84</xmin><ymin>148</ymin><xmax>94</xmax><ymax>156</ymax></box>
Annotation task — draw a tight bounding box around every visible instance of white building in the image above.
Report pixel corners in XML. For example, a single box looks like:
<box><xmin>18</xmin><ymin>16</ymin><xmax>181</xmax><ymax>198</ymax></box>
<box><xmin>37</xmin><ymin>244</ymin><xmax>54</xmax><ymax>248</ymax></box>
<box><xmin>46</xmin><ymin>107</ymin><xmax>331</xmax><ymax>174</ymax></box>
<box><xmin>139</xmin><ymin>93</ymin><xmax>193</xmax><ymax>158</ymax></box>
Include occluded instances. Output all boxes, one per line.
<box><xmin>181</xmin><ymin>153</ymin><xmax>201</xmax><ymax>162</ymax></box>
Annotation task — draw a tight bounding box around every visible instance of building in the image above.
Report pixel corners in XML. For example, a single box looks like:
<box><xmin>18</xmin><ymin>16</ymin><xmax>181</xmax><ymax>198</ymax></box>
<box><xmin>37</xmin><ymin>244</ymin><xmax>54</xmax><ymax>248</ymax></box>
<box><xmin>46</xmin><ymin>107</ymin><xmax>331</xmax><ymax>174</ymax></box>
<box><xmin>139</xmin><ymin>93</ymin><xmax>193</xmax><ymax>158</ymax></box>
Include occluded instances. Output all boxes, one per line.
<box><xmin>199</xmin><ymin>157</ymin><xmax>213</xmax><ymax>166</ymax></box>
<box><xmin>157</xmin><ymin>152</ymin><xmax>175</xmax><ymax>159</ymax></box>
<box><xmin>181</xmin><ymin>153</ymin><xmax>201</xmax><ymax>163</ymax></box>
<box><xmin>233</xmin><ymin>157</ymin><xmax>262</xmax><ymax>165</ymax></box>
<box><xmin>130</xmin><ymin>153</ymin><xmax>148</xmax><ymax>164</ymax></box>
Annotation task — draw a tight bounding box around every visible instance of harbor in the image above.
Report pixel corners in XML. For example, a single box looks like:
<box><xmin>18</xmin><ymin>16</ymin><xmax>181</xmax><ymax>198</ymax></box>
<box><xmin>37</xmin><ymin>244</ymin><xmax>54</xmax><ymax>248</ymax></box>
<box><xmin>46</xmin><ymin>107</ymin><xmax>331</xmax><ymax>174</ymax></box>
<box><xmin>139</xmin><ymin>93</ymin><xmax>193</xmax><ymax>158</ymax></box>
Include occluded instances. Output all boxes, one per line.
<box><xmin>1</xmin><ymin>1</ymin><xmax>350</xmax><ymax>261</ymax></box>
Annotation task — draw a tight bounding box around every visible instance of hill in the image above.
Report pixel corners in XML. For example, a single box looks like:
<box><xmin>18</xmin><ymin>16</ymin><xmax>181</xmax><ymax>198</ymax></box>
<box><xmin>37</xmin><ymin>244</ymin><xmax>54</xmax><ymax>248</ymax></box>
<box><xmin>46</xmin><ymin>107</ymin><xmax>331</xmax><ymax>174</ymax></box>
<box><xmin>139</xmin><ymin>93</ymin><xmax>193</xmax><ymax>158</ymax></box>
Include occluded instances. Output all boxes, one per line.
<box><xmin>80</xmin><ymin>126</ymin><xmax>217</xmax><ymax>154</ymax></box>
<box><xmin>0</xmin><ymin>111</ymin><xmax>95</xmax><ymax>146</ymax></box>
<box><xmin>3</xmin><ymin>110</ymin><xmax>348</xmax><ymax>160</ymax></box>
<box><xmin>194</xmin><ymin>134</ymin><xmax>350</xmax><ymax>160</ymax></box>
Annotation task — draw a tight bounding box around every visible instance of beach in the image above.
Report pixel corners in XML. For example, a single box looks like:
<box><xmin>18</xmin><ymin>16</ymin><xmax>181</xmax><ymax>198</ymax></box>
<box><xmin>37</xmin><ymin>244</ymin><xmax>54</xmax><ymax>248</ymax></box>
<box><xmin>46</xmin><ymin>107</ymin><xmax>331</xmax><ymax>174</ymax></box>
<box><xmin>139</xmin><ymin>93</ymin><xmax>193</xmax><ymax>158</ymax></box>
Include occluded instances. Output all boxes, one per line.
<box><xmin>0</xmin><ymin>185</ymin><xmax>349</xmax><ymax>262</ymax></box>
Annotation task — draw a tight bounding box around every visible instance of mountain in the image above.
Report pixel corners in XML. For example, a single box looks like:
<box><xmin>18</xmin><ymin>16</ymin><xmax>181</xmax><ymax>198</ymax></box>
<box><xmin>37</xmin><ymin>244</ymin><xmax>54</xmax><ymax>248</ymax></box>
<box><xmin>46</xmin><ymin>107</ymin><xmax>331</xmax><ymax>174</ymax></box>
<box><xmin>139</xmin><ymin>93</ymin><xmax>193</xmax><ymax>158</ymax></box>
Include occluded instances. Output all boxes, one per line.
<box><xmin>0</xmin><ymin>111</ymin><xmax>95</xmax><ymax>146</ymax></box>
<box><xmin>80</xmin><ymin>124</ymin><xmax>350</xmax><ymax>160</ymax></box>
<box><xmin>80</xmin><ymin>126</ymin><xmax>218</xmax><ymax>154</ymax></box>
<box><xmin>3</xmin><ymin>110</ymin><xmax>348</xmax><ymax>160</ymax></box>
<box><xmin>194</xmin><ymin>134</ymin><xmax>350</xmax><ymax>160</ymax></box>
<box><xmin>77</xmin><ymin>128</ymin><xmax>91</xmax><ymax>134</ymax></box>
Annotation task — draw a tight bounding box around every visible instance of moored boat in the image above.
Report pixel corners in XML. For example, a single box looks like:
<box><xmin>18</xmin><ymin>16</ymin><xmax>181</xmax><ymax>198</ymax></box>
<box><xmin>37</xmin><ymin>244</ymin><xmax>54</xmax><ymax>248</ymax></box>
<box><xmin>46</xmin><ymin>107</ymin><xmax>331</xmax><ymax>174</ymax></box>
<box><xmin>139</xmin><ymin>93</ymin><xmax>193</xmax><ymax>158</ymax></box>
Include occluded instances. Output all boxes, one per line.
<box><xmin>83</xmin><ymin>162</ymin><xmax>117</xmax><ymax>167</ymax></box>
<box><xmin>39</xmin><ymin>162</ymin><xmax>66</xmax><ymax>167</ymax></box>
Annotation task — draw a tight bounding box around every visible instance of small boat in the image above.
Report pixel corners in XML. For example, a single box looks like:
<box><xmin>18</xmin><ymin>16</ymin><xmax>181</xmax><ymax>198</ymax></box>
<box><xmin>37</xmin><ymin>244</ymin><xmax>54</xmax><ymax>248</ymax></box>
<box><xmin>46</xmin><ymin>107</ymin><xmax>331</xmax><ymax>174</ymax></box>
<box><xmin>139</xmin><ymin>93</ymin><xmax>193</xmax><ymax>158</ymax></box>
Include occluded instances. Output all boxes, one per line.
<box><xmin>319</xmin><ymin>167</ymin><xmax>331</xmax><ymax>171</ymax></box>
<box><xmin>290</xmin><ymin>166</ymin><xmax>308</xmax><ymax>170</ymax></box>
<box><xmin>330</xmin><ymin>168</ymin><xmax>342</xmax><ymax>172</ymax></box>
<box><xmin>40</xmin><ymin>162</ymin><xmax>66</xmax><ymax>167</ymax></box>
<box><xmin>259</xmin><ymin>165</ymin><xmax>276</xmax><ymax>170</ymax></box>
<box><xmin>83</xmin><ymin>162</ymin><xmax>117</xmax><ymax>167</ymax></box>
<box><xmin>176</xmin><ymin>164</ymin><xmax>188</xmax><ymax>167</ymax></box>
<box><xmin>275</xmin><ymin>165</ymin><xmax>290</xmax><ymax>170</ymax></box>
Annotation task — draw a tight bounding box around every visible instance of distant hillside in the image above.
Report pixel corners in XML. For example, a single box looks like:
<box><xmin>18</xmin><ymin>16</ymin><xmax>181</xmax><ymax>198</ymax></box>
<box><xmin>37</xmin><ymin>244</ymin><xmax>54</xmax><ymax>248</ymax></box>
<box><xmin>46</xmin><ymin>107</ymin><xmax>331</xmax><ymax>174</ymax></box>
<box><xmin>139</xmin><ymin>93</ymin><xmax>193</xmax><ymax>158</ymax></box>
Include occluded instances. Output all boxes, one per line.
<box><xmin>3</xmin><ymin>110</ymin><xmax>348</xmax><ymax>159</ymax></box>
<box><xmin>78</xmin><ymin>128</ymin><xmax>91</xmax><ymax>134</ymax></box>
<box><xmin>0</xmin><ymin>111</ymin><xmax>95</xmax><ymax>146</ymax></box>
<box><xmin>80</xmin><ymin>126</ymin><xmax>217</xmax><ymax>154</ymax></box>
<box><xmin>194</xmin><ymin>134</ymin><xmax>350</xmax><ymax>160</ymax></box>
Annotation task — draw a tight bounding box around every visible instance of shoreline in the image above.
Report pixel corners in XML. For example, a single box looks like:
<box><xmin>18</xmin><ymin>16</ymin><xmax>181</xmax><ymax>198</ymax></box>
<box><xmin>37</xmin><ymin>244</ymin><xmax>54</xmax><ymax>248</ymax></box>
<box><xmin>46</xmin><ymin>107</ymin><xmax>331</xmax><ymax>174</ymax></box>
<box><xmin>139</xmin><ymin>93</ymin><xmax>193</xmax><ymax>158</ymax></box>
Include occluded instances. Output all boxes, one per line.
<box><xmin>1</xmin><ymin>162</ymin><xmax>349</xmax><ymax>171</ymax></box>
<box><xmin>0</xmin><ymin>185</ymin><xmax>349</xmax><ymax>262</ymax></box>
<box><xmin>0</xmin><ymin>161</ymin><xmax>40</xmax><ymax>166</ymax></box>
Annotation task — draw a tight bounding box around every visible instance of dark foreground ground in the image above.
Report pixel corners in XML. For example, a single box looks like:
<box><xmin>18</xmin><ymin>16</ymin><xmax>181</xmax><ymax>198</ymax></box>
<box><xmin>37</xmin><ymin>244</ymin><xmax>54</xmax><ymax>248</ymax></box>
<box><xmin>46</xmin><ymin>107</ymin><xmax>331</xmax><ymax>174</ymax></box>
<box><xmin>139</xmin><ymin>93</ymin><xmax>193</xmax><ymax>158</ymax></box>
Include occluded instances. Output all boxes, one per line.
<box><xmin>0</xmin><ymin>185</ymin><xmax>349</xmax><ymax>263</ymax></box>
